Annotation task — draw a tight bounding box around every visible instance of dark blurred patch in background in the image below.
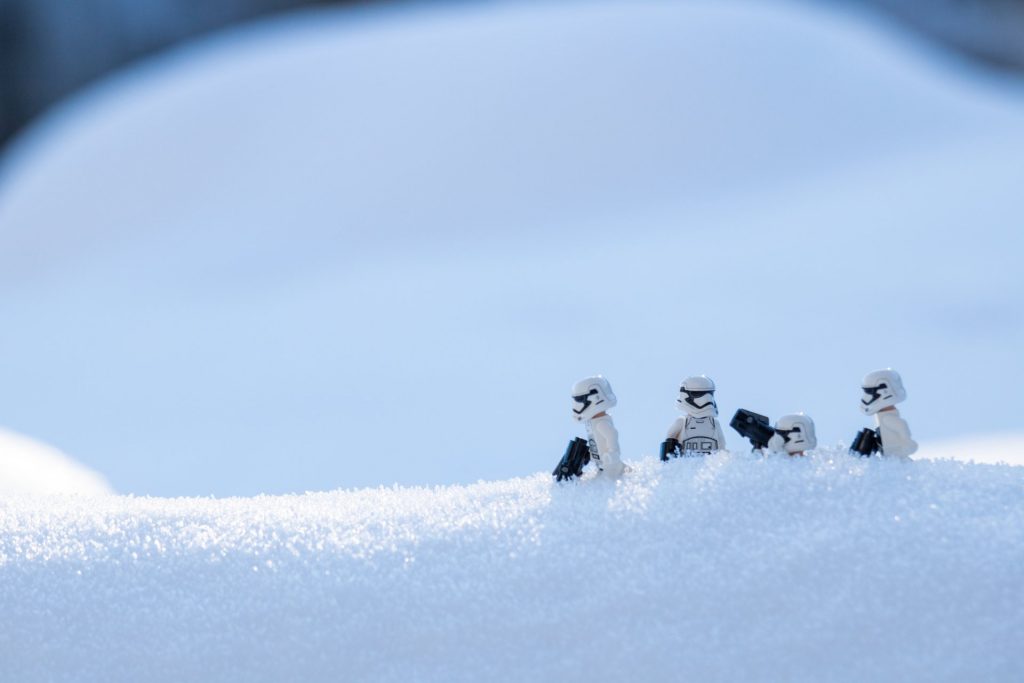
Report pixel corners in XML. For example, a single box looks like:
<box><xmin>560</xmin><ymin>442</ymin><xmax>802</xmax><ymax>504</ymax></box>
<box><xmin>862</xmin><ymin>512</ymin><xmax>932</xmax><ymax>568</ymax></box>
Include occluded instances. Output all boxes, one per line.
<box><xmin>1</xmin><ymin>0</ymin><xmax>1023</xmax><ymax>152</ymax></box>
<box><xmin>866</xmin><ymin>0</ymin><xmax>1024</xmax><ymax>68</ymax></box>
<box><xmin>0</xmin><ymin>0</ymin><xmax>345</xmax><ymax>150</ymax></box>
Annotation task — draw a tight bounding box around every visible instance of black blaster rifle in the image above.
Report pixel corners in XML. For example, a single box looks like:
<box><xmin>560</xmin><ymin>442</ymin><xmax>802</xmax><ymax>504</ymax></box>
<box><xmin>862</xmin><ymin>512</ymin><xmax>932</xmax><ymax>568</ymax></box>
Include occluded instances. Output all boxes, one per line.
<box><xmin>659</xmin><ymin>438</ymin><xmax>681</xmax><ymax>461</ymax></box>
<box><xmin>553</xmin><ymin>437</ymin><xmax>591</xmax><ymax>481</ymax></box>
<box><xmin>730</xmin><ymin>409</ymin><xmax>775</xmax><ymax>451</ymax></box>
<box><xmin>850</xmin><ymin>428</ymin><xmax>881</xmax><ymax>457</ymax></box>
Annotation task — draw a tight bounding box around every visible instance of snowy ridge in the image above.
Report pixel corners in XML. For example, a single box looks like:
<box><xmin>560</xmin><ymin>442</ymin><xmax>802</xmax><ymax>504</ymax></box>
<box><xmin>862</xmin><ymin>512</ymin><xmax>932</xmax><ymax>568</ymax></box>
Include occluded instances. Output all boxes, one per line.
<box><xmin>0</xmin><ymin>428</ymin><xmax>112</xmax><ymax>495</ymax></box>
<box><xmin>2</xmin><ymin>449</ymin><xmax>1022</xmax><ymax>682</ymax></box>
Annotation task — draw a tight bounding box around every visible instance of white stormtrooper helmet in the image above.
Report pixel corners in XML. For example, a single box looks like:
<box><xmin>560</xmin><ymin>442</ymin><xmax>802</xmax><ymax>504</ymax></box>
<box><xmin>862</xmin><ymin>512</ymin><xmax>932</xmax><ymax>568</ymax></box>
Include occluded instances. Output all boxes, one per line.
<box><xmin>676</xmin><ymin>375</ymin><xmax>718</xmax><ymax>417</ymax></box>
<box><xmin>860</xmin><ymin>369</ymin><xmax>907</xmax><ymax>415</ymax></box>
<box><xmin>774</xmin><ymin>413</ymin><xmax>817</xmax><ymax>454</ymax></box>
<box><xmin>571</xmin><ymin>375</ymin><xmax>617</xmax><ymax>422</ymax></box>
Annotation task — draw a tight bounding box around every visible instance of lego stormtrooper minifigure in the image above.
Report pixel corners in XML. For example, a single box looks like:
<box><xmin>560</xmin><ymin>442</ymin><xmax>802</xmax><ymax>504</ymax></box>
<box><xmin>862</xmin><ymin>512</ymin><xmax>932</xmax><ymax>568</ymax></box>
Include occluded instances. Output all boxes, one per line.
<box><xmin>661</xmin><ymin>375</ymin><xmax>726</xmax><ymax>459</ymax></box>
<box><xmin>852</xmin><ymin>369</ymin><xmax>918</xmax><ymax>458</ymax></box>
<box><xmin>554</xmin><ymin>375</ymin><xmax>625</xmax><ymax>480</ymax></box>
<box><xmin>767</xmin><ymin>413</ymin><xmax>817</xmax><ymax>456</ymax></box>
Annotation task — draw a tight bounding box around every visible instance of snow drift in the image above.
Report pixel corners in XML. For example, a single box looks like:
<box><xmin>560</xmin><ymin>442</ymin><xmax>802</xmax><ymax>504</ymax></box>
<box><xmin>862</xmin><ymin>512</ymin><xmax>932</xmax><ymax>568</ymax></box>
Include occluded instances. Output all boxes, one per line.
<box><xmin>0</xmin><ymin>428</ymin><xmax>111</xmax><ymax>495</ymax></box>
<box><xmin>2</xmin><ymin>451</ymin><xmax>1021</xmax><ymax>682</ymax></box>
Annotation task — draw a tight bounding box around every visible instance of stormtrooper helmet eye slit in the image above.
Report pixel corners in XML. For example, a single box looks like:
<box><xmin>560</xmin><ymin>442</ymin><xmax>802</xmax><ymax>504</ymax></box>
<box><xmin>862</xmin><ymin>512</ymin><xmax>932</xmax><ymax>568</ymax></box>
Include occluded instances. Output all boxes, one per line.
<box><xmin>775</xmin><ymin>425</ymin><xmax>803</xmax><ymax>443</ymax></box>
<box><xmin>682</xmin><ymin>390</ymin><xmax>713</xmax><ymax>410</ymax></box>
<box><xmin>774</xmin><ymin>414</ymin><xmax>816</xmax><ymax>453</ymax></box>
<box><xmin>861</xmin><ymin>385</ymin><xmax>885</xmax><ymax>404</ymax></box>
<box><xmin>572</xmin><ymin>388</ymin><xmax>600</xmax><ymax>415</ymax></box>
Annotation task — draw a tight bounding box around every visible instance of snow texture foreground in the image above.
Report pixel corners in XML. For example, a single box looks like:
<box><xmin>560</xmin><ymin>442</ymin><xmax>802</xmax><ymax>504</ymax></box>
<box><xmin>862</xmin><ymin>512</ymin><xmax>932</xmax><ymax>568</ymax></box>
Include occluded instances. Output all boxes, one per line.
<box><xmin>1</xmin><ymin>450</ymin><xmax>1022</xmax><ymax>682</ymax></box>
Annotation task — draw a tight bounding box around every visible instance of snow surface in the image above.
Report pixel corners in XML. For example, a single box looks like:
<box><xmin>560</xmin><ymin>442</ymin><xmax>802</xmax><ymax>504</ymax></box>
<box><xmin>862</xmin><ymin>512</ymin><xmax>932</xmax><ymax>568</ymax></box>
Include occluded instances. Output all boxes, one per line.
<box><xmin>2</xmin><ymin>4</ymin><xmax>1020</xmax><ymax>679</ymax></box>
<box><xmin>0</xmin><ymin>0</ymin><xmax>1022</xmax><ymax>497</ymax></box>
<box><xmin>1</xmin><ymin>451</ymin><xmax>1021</xmax><ymax>682</ymax></box>
<box><xmin>0</xmin><ymin>428</ymin><xmax>112</xmax><ymax>495</ymax></box>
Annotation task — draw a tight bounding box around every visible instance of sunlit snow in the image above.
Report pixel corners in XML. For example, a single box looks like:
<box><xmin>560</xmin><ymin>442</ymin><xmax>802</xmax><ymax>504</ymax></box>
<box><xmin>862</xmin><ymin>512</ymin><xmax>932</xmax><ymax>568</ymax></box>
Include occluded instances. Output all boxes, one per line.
<box><xmin>1</xmin><ymin>450</ymin><xmax>1021</xmax><ymax>681</ymax></box>
<box><xmin>0</xmin><ymin>428</ymin><xmax>112</xmax><ymax>495</ymax></box>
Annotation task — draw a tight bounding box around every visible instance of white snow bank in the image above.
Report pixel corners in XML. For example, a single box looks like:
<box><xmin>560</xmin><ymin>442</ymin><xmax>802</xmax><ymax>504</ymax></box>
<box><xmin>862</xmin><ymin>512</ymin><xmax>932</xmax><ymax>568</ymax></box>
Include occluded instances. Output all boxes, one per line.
<box><xmin>0</xmin><ymin>428</ymin><xmax>112</xmax><ymax>495</ymax></box>
<box><xmin>1</xmin><ymin>450</ymin><xmax>1021</xmax><ymax>682</ymax></box>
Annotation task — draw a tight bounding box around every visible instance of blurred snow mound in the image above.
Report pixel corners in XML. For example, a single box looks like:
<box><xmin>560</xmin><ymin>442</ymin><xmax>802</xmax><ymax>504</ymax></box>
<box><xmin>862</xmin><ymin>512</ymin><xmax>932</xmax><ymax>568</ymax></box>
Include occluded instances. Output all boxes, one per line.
<box><xmin>1</xmin><ymin>448</ymin><xmax>1021</xmax><ymax>682</ymax></box>
<box><xmin>0</xmin><ymin>428</ymin><xmax>112</xmax><ymax>495</ymax></box>
<box><xmin>1</xmin><ymin>0</ymin><xmax>1023</xmax><ymax>497</ymax></box>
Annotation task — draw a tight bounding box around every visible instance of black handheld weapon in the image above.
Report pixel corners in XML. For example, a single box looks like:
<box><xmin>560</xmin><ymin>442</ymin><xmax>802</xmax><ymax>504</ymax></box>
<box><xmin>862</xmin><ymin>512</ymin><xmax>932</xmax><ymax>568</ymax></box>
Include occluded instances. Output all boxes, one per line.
<box><xmin>553</xmin><ymin>437</ymin><xmax>591</xmax><ymax>481</ymax></box>
<box><xmin>850</xmin><ymin>428</ymin><xmax>881</xmax><ymax>457</ymax></box>
<box><xmin>730</xmin><ymin>409</ymin><xmax>775</xmax><ymax>450</ymax></box>
<box><xmin>660</xmin><ymin>438</ymin><xmax>681</xmax><ymax>461</ymax></box>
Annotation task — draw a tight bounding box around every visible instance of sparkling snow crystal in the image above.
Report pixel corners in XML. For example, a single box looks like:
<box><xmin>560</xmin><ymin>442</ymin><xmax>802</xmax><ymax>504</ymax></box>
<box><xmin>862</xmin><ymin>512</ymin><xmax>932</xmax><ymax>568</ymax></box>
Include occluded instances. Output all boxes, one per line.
<box><xmin>1</xmin><ymin>450</ymin><xmax>1021</xmax><ymax>681</ymax></box>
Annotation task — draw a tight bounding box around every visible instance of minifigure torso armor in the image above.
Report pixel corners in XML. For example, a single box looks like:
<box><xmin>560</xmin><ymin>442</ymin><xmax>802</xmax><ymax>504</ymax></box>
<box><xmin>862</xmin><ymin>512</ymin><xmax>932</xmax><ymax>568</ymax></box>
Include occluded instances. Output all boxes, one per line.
<box><xmin>666</xmin><ymin>415</ymin><xmax>725</xmax><ymax>455</ymax></box>
<box><xmin>682</xmin><ymin>416</ymin><xmax>721</xmax><ymax>454</ymax></box>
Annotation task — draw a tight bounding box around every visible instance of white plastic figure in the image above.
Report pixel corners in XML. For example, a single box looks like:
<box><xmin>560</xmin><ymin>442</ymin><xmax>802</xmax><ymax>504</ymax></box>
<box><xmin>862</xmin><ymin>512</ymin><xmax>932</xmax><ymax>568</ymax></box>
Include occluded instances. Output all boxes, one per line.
<box><xmin>767</xmin><ymin>413</ymin><xmax>817</xmax><ymax>456</ymax></box>
<box><xmin>854</xmin><ymin>368</ymin><xmax>918</xmax><ymax>458</ymax></box>
<box><xmin>567</xmin><ymin>375</ymin><xmax>625</xmax><ymax>478</ymax></box>
<box><xmin>662</xmin><ymin>375</ymin><xmax>726</xmax><ymax>458</ymax></box>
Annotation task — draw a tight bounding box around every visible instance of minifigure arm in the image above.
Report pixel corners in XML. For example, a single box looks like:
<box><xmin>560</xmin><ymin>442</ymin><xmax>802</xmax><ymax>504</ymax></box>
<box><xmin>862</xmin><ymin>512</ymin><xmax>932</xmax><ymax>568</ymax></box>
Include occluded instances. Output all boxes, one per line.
<box><xmin>876</xmin><ymin>410</ymin><xmax>918</xmax><ymax>458</ymax></box>
<box><xmin>592</xmin><ymin>418</ymin><xmax>621</xmax><ymax>461</ymax></box>
<box><xmin>715</xmin><ymin>418</ymin><xmax>727</xmax><ymax>452</ymax></box>
<box><xmin>665</xmin><ymin>417</ymin><xmax>686</xmax><ymax>440</ymax></box>
<box><xmin>592</xmin><ymin>418</ymin><xmax>625</xmax><ymax>476</ymax></box>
